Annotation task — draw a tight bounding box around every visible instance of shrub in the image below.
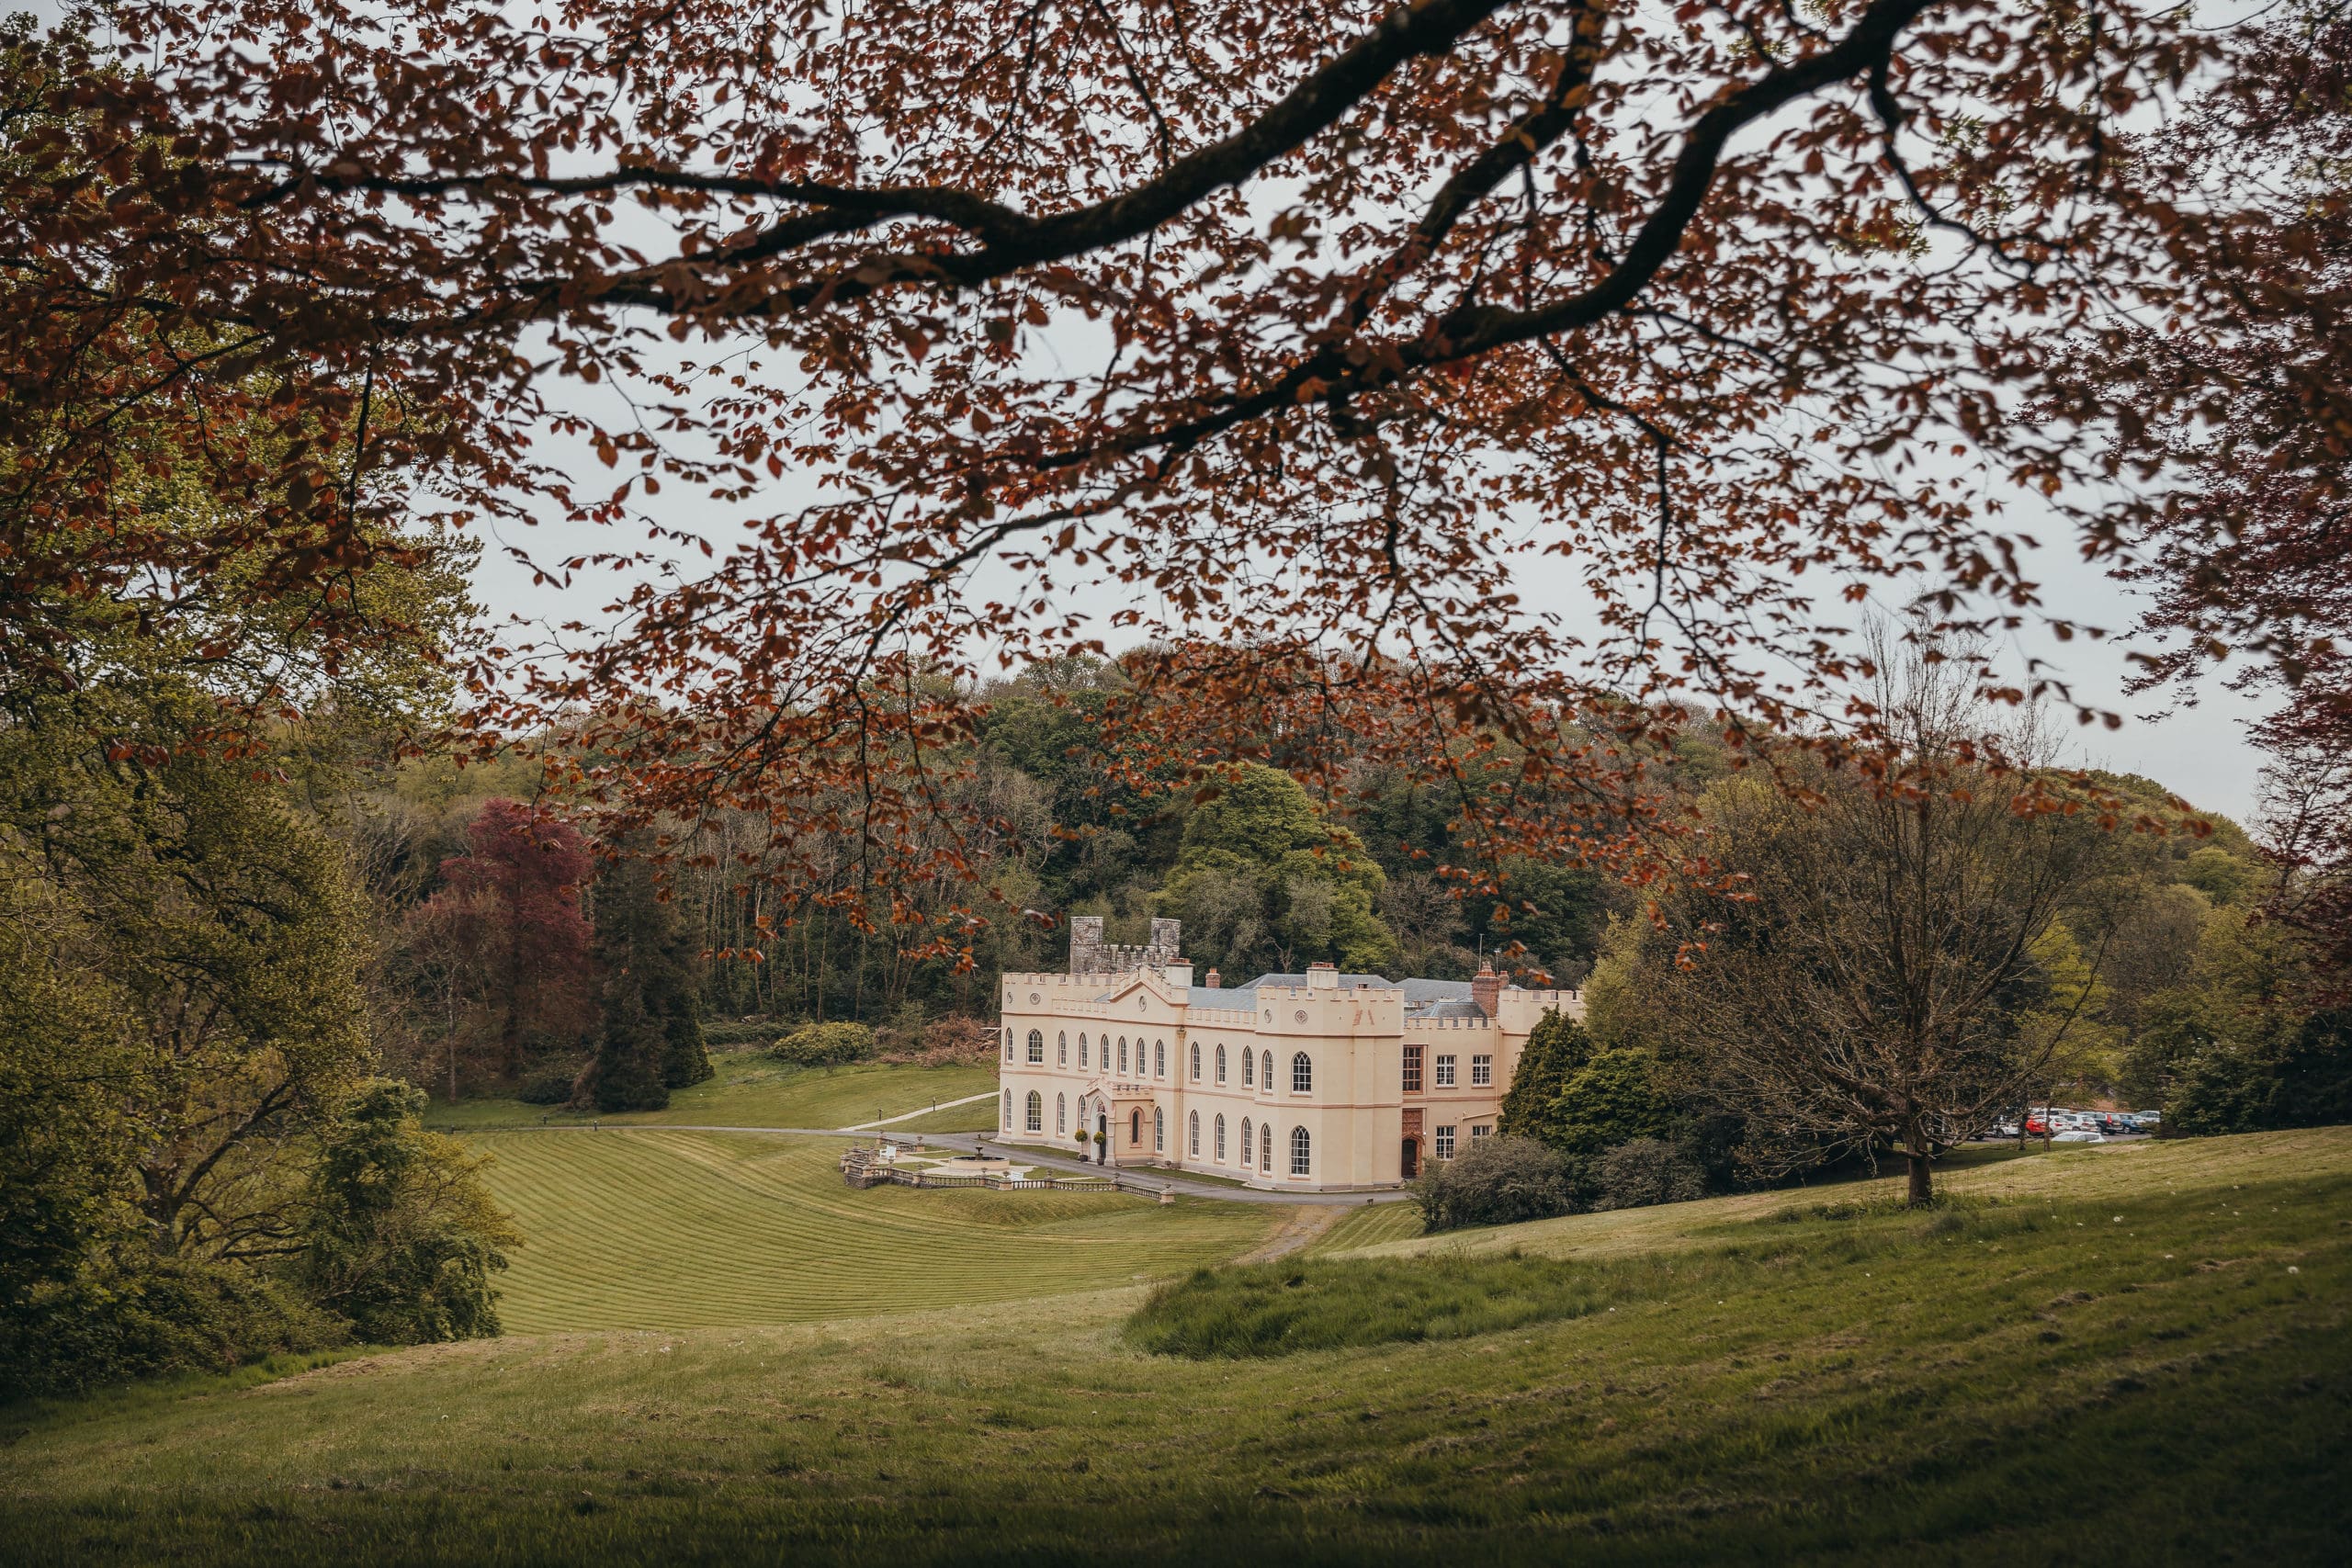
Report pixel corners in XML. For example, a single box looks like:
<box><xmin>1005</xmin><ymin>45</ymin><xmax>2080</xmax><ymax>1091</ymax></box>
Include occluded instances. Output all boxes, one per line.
<box><xmin>1412</xmin><ymin>1135</ymin><xmax>1574</xmax><ymax>1233</ymax></box>
<box><xmin>699</xmin><ymin>1018</ymin><xmax>779</xmax><ymax>1049</ymax></box>
<box><xmin>298</xmin><ymin>1080</ymin><xmax>521</xmax><ymax>1345</ymax></box>
<box><xmin>517</xmin><ymin>1056</ymin><xmax>585</xmax><ymax>1105</ymax></box>
<box><xmin>1592</xmin><ymin>1137</ymin><xmax>1709</xmax><ymax>1211</ymax></box>
<box><xmin>0</xmin><ymin>1257</ymin><xmax>343</xmax><ymax>1403</ymax></box>
<box><xmin>769</xmin><ymin>1021</ymin><xmax>876</xmax><ymax>1067</ymax></box>
<box><xmin>876</xmin><ymin>1015</ymin><xmax>998</xmax><ymax>1067</ymax></box>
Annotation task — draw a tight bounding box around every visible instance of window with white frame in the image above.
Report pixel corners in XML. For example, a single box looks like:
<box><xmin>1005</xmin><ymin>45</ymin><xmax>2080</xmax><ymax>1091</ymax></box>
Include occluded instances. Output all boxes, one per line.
<box><xmin>1471</xmin><ymin>1054</ymin><xmax>1492</xmax><ymax>1087</ymax></box>
<box><xmin>1289</xmin><ymin>1125</ymin><xmax>1311</xmax><ymax>1176</ymax></box>
<box><xmin>1434</xmin><ymin>1124</ymin><xmax>1456</xmax><ymax>1159</ymax></box>
<box><xmin>1216</xmin><ymin>1044</ymin><xmax>1227</xmax><ymax>1084</ymax></box>
<box><xmin>1002</xmin><ymin>1029</ymin><xmax>1012</xmax><ymax>1062</ymax></box>
<box><xmin>1239</xmin><ymin>1117</ymin><xmax>1252</xmax><ymax>1168</ymax></box>
<box><xmin>1057</xmin><ymin>1093</ymin><xmax>1067</xmax><ymax>1134</ymax></box>
<box><xmin>1188</xmin><ymin>1111</ymin><xmax>1200</xmax><ymax>1156</ymax></box>
<box><xmin>1154</xmin><ymin>1106</ymin><xmax>1165</xmax><ymax>1152</ymax></box>
<box><xmin>1434</xmin><ymin>1053</ymin><xmax>1455</xmax><ymax>1088</ymax></box>
<box><xmin>1155</xmin><ymin>1039</ymin><xmax>1166</xmax><ymax>1078</ymax></box>
<box><xmin>1080</xmin><ymin>1032</ymin><xmax>1089</xmax><ymax>1067</ymax></box>
<box><xmin>1470</xmin><ymin>1124</ymin><xmax>1491</xmax><ymax>1142</ymax></box>
<box><xmin>1058</xmin><ymin>1031</ymin><xmax>1068</xmax><ymax>1066</ymax></box>
<box><xmin>1215</xmin><ymin>1114</ymin><xmax>1227</xmax><ymax>1161</ymax></box>
<box><xmin>1261</xmin><ymin>1050</ymin><xmax>1273</xmax><ymax>1089</ymax></box>
<box><xmin>1027</xmin><ymin>1030</ymin><xmax>1045</xmax><ymax>1065</ymax></box>
<box><xmin>1001</xmin><ymin>1089</ymin><xmax>1011</xmax><ymax>1126</ymax></box>
<box><xmin>1191</xmin><ymin>1042</ymin><xmax>1201</xmax><ymax>1081</ymax></box>
<box><xmin>1024</xmin><ymin>1090</ymin><xmax>1043</xmax><ymax>1133</ymax></box>
<box><xmin>1242</xmin><ymin>1048</ymin><xmax>1253</xmax><ymax>1088</ymax></box>
<box><xmin>1261</xmin><ymin>1122</ymin><xmax>1272</xmax><ymax>1172</ymax></box>
<box><xmin>1118</xmin><ymin>1037</ymin><xmax>1128</xmax><ymax>1074</ymax></box>
<box><xmin>1291</xmin><ymin>1053</ymin><xmax>1313</xmax><ymax>1094</ymax></box>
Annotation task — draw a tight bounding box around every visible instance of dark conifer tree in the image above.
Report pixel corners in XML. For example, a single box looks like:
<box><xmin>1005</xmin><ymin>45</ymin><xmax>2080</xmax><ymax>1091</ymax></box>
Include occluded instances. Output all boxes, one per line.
<box><xmin>582</xmin><ymin>851</ymin><xmax>710</xmax><ymax>1111</ymax></box>
<box><xmin>1497</xmin><ymin>1009</ymin><xmax>1594</xmax><ymax>1144</ymax></box>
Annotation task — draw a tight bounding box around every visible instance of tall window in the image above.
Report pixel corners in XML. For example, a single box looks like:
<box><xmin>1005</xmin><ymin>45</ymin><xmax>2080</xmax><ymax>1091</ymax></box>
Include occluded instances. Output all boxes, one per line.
<box><xmin>1215</xmin><ymin>1114</ymin><xmax>1227</xmax><ymax>1161</ymax></box>
<box><xmin>1027</xmin><ymin>1029</ymin><xmax>1046</xmax><ymax>1065</ymax></box>
<box><xmin>1216</xmin><ymin>1044</ymin><xmax>1227</xmax><ymax>1084</ymax></box>
<box><xmin>1118</xmin><ymin>1037</ymin><xmax>1128</xmax><ymax>1074</ymax></box>
<box><xmin>1057</xmin><ymin>1093</ymin><xmax>1067</xmax><ymax>1134</ymax></box>
<box><xmin>1189</xmin><ymin>1111</ymin><xmax>1200</xmax><ymax>1156</ymax></box>
<box><xmin>1289</xmin><ymin>1125</ymin><xmax>1310</xmax><ymax>1176</ymax></box>
<box><xmin>1080</xmin><ymin>1032</ymin><xmax>1089</xmax><ymax>1067</ymax></box>
<box><xmin>1471</xmin><ymin>1054</ymin><xmax>1492</xmax><ymax>1088</ymax></box>
<box><xmin>1002</xmin><ymin>1029</ymin><xmax>1012</xmax><ymax>1062</ymax></box>
<box><xmin>1291</xmin><ymin>1053</ymin><xmax>1313</xmax><ymax>1094</ymax></box>
<box><xmin>1434</xmin><ymin>1053</ymin><xmax>1455</xmax><ymax>1088</ymax></box>
<box><xmin>1191</xmin><ymin>1042</ymin><xmax>1201</xmax><ymax>1081</ymax></box>
<box><xmin>1261</xmin><ymin>1122</ymin><xmax>1272</xmax><ymax>1172</ymax></box>
<box><xmin>1402</xmin><ymin>1043</ymin><xmax>1423</xmax><ymax>1093</ymax></box>
<box><xmin>1001</xmin><ymin>1089</ymin><xmax>1011</xmax><ymax>1126</ymax></box>
<box><xmin>1261</xmin><ymin>1050</ymin><xmax>1273</xmax><ymax>1089</ymax></box>
<box><xmin>1154</xmin><ymin>1107</ymin><xmax>1165</xmax><ymax>1152</ymax></box>
<box><xmin>1154</xmin><ymin>1039</ymin><xmax>1166</xmax><ymax>1078</ymax></box>
<box><xmin>1242</xmin><ymin>1048</ymin><xmax>1254</xmax><ymax>1088</ymax></box>
<box><xmin>1025</xmin><ymin>1090</ymin><xmax>1043</xmax><ymax>1134</ymax></box>
<box><xmin>1434</xmin><ymin>1124</ymin><xmax>1456</xmax><ymax>1160</ymax></box>
<box><xmin>1058</xmin><ymin>1031</ymin><xmax>1068</xmax><ymax>1066</ymax></box>
<box><xmin>1130</xmin><ymin>1108</ymin><xmax>1142</xmax><ymax>1144</ymax></box>
<box><xmin>1240</xmin><ymin>1117</ymin><xmax>1252</xmax><ymax>1168</ymax></box>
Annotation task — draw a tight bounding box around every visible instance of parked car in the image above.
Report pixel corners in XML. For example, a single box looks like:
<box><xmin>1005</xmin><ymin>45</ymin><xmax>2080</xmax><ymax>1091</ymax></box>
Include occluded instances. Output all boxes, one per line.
<box><xmin>2051</xmin><ymin>1129</ymin><xmax>2107</xmax><ymax>1145</ymax></box>
<box><xmin>2095</xmin><ymin>1112</ymin><xmax>2132</xmax><ymax>1135</ymax></box>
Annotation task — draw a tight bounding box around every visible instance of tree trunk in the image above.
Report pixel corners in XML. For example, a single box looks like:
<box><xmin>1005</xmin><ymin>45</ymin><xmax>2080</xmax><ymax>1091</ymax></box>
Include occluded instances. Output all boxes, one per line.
<box><xmin>1903</xmin><ymin>1119</ymin><xmax>1934</xmax><ymax>1206</ymax></box>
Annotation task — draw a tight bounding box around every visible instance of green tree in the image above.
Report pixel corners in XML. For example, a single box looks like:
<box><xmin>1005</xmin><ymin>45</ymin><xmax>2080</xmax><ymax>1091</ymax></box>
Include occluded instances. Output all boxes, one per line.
<box><xmin>580</xmin><ymin>852</ymin><xmax>710</xmax><ymax>1111</ymax></box>
<box><xmin>299</xmin><ymin>1080</ymin><xmax>519</xmax><ymax>1343</ymax></box>
<box><xmin>1159</xmin><ymin>765</ymin><xmax>1398</xmax><ymax>975</ymax></box>
<box><xmin>1547</xmin><ymin>1049</ymin><xmax>1678</xmax><ymax>1171</ymax></box>
<box><xmin>1496</xmin><ymin>1009</ymin><xmax>1594</xmax><ymax>1142</ymax></box>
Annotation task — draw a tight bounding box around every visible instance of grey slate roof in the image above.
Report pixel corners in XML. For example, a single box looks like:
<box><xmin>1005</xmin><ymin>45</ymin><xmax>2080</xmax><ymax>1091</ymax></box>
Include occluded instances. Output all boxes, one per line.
<box><xmin>1088</xmin><ymin>968</ymin><xmax>1495</xmax><ymax>1018</ymax></box>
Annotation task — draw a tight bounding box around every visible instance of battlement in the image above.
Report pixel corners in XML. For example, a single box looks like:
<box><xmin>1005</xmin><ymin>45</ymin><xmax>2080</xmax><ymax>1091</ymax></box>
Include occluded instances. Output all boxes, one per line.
<box><xmin>1069</xmin><ymin>914</ymin><xmax>1182</xmax><ymax>976</ymax></box>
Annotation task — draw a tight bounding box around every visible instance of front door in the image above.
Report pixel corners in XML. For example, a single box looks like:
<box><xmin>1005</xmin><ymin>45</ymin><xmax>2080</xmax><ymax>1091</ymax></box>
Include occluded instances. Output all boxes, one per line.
<box><xmin>1096</xmin><ymin>1111</ymin><xmax>1107</xmax><ymax>1164</ymax></box>
<box><xmin>1400</xmin><ymin>1138</ymin><xmax>1419</xmax><ymax>1179</ymax></box>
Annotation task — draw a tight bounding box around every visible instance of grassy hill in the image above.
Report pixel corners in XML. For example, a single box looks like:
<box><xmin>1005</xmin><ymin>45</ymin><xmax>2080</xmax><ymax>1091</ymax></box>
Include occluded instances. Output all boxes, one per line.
<box><xmin>1</xmin><ymin>1130</ymin><xmax>2345</xmax><ymax>1565</ymax></box>
<box><xmin>471</xmin><ymin>1130</ymin><xmax>1279</xmax><ymax>1332</ymax></box>
<box><xmin>424</xmin><ymin>1055</ymin><xmax>998</xmax><ymax>1133</ymax></box>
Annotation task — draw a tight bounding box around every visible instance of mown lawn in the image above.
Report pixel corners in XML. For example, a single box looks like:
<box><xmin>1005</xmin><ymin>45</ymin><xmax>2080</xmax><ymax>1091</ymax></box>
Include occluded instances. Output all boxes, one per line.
<box><xmin>1</xmin><ymin>1130</ymin><xmax>2344</xmax><ymax>1566</ymax></box>
<box><xmin>468</xmin><ymin>1130</ymin><xmax>1279</xmax><ymax>1332</ymax></box>
<box><xmin>423</xmin><ymin>1055</ymin><xmax>997</xmax><ymax>1133</ymax></box>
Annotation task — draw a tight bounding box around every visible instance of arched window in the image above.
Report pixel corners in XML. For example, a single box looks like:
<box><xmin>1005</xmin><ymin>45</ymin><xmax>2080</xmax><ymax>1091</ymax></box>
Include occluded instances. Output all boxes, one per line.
<box><xmin>1261</xmin><ymin>1050</ymin><xmax>1273</xmax><ymax>1089</ymax></box>
<box><xmin>1057</xmin><ymin>1031</ymin><xmax>1068</xmax><ymax>1066</ymax></box>
<box><xmin>1189</xmin><ymin>1110</ymin><xmax>1201</xmax><ymax>1156</ymax></box>
<box><xmin>1118</xmin><ymin>1036</ymin><xmax>1129</xmax><ymax>1075</ymax></box>
<box><xmin>1001</xmin><ymin>1089</ymin><xmax>1012</xmax><ymax>1127</ymax></box>
<box><xmin>1027</xmin><ymin>1029</ymin><xmax>1046</xmax><ymax>1065</ymax></box>
<box><xmin>1242</xmin><ymin>1048</ymin><xmax>1254</xmax><ymax>1088</ymax></box>
<box><xmin>1291</xmin><ymin>1052</ymin><xmax>1313</xmax><ymax>1094</ymax></box>
<box><xmin>1216</xmin><ymin>1044</ymin><xmax>1227</xmax><ymax>1084</ymax></box>
<box><xmin>1289</xmin><ymin>1125</ymin><xmax>1311</xmax><ymax>1177</ymax></box>
<box><xmin>1239</xmin><ymin>1118</ymin><xmax>1252</xmax><ymax>1170</ymax></box>
<box><xmin>1261</xmin><ymin>1122</ymin><xmax>1272</xmax><ymax>1172</ymax></box>
<box><xmin>1129</xmin><ymin>1108</ymin><xmax>1142</xmax><ymax>1144</ymax></box>
<box><xmin>1057</xmin><ymin>1093</ymin><xmax>1067</xmax><ymax>1134</ymax></box>
<box><xmin>1154</xmin><ymin>1106</ymin><xmax>1165</xmax><ymax>1152</ymax></box>
<box><xmin>1154</xmin><ymin>1039</ymin><xmax>1166</xmax><ymax>1077</ymax></box>
<box><xmin>1002</xmin><ymin>1028</ymin><xmax>1012</xmax><ymax>1062</ymax></box>
<box><xmin>1215</xmin><ymin>1114</ymin><xmax>1227</xmax><ymax>1162</ymax></box>
<box><xmin>1190</xmin><ymin>1042</ymin><xmax>1201</xmax><ymax>1081</ymax></box>
<box><xmin>1080</xmin><ymin>1032</ymin><xmax>1089</xmax><ymax>1067</ymax></box>
<box><xmin>1025</xmin><ymin>1090</ymin><xmax>1043</xmax><ymax>1134</ymax></box>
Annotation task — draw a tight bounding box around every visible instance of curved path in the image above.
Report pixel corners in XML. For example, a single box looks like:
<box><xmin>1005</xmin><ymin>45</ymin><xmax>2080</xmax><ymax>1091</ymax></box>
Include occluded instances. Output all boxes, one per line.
<box><xmin>491</xmin><ymin>1122</ymin><xmax>1416</xmax><ymax>1207</ymax></box>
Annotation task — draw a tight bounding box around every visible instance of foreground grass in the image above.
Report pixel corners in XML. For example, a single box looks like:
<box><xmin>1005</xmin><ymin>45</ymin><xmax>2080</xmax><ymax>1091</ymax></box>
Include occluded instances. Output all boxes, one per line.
<box><xmin>470</xmin><ymin>1131</ymin><xmax>1280</xmax><ymax>1332</ymax></box>
<box><xmin>424</xmin><ymin>1055</ymin><xmax>996</xmax><ymax>1133</ymax></box>
<box><xmin>2</xmin><ymin>1129</ymin><xmax>2344</xmax><ymax>1565</ymax></box>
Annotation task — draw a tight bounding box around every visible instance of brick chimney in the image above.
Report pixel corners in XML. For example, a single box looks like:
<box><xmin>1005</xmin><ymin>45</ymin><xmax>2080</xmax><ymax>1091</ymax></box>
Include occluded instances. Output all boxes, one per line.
<box><xmin>1204</xmin><ymin>967</ymin><xmax>1221</xmax><ymax>989</ymax></box>
<box><xmin>1471</xmin><ymin>962</ymin><xmax>1503</xmax><ymax>1020</ymax></box>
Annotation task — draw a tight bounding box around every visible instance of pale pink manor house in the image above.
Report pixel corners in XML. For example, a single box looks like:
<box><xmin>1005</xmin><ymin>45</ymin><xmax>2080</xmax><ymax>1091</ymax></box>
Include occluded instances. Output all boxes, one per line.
<box><xmin>996</xmin><ymin>918</ymin><xmax>1585</xmax><ymax>1190</ymax></box>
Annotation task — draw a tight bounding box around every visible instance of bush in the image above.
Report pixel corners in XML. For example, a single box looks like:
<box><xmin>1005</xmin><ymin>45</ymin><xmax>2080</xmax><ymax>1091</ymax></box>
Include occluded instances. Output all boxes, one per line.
<box><xmin>769</xmin><ymin>1021</ymin><xmax>876</xmax><ymax>1067</ymax></box>
<box><xmin>1412</xmin><ymin>1135</ymin><xmax>1574</xmax><ymax>1233</ymax></box>
<box><xmin>877</xmin><ymin>1015</ymin><xmax>998</xmax><ymax>1067</ymax></box>
<box><xmin>699</xmin><ymin>1018</ymin><xmax>779</xmax><ymax>1049</ymax></box>
<box><xmin>517</xmin><ymin>1056</ymin><xmax>585</xmax><ymax>1105</ymax></box>
<box><xmin>0</xmin><ymin>1257</ymin><xmax>343</xmax><ymax>1404</ymax></box>
<box><xmin>298</xmin><ymin>1080</ymin><xmax>521</xmax><ymax>1345</ymax></box>
<box><xmin>1592</xmin><ymin>1137</ymin><xmax>1708</xmax><ymax>1211</ymax></box>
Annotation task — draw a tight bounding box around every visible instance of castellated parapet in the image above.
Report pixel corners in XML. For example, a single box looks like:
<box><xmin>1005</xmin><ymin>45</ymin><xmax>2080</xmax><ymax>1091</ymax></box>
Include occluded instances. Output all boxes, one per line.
<box><xmin>1068</xmin><ymin>914</ymin><xmax>1183</xmax><ymax>976</ymax></box>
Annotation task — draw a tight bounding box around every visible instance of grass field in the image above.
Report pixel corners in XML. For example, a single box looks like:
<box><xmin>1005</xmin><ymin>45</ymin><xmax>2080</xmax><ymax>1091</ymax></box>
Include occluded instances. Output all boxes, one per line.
<box><xmin>469</xmin><ymin>1130</ymin><xmax>1280</xmax><ymax>1332</ymax></box>
<box><xmin>2</xmin><ymin>1130</ymin><xmax>2346</xmax><ymax>1565</ymax></box>
<box><xmin>424</xmin><ymin>1055</ymin><xmax>997</xmax><ymax>1133</ymax></box>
